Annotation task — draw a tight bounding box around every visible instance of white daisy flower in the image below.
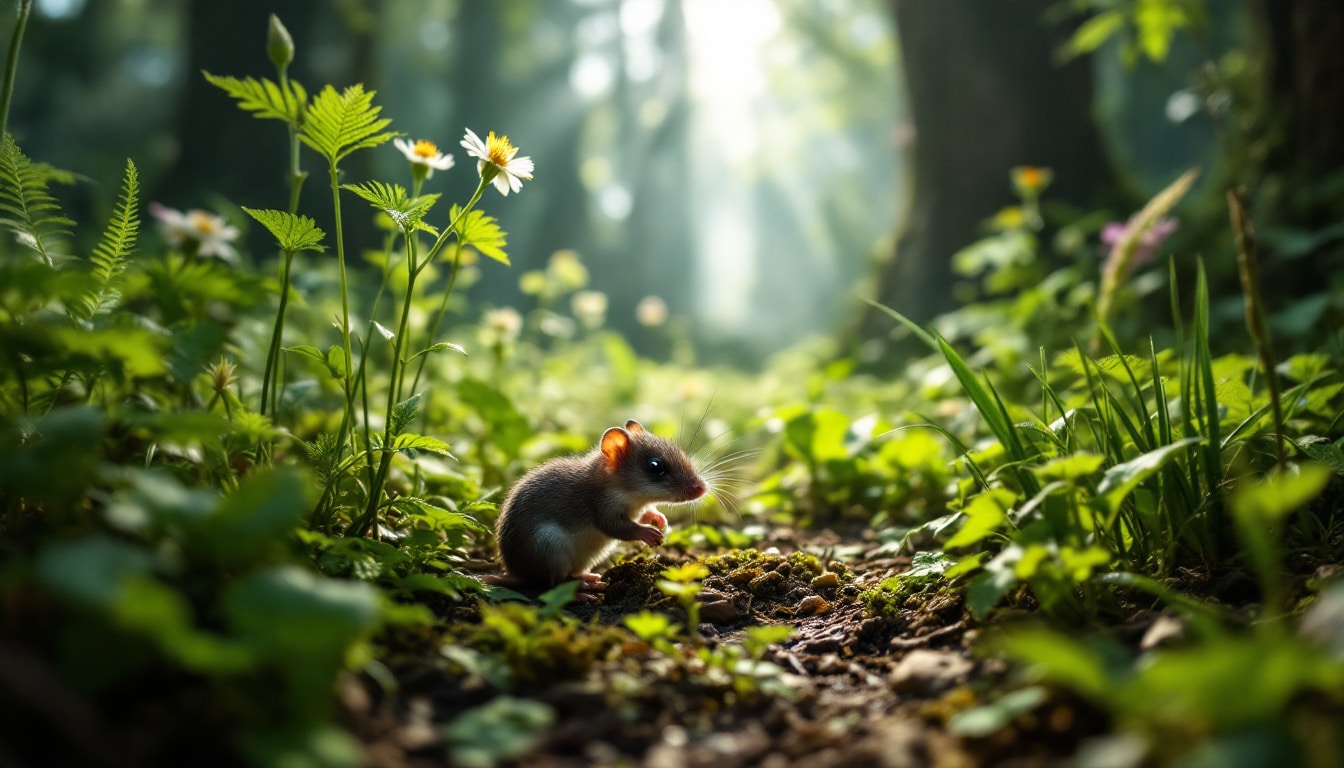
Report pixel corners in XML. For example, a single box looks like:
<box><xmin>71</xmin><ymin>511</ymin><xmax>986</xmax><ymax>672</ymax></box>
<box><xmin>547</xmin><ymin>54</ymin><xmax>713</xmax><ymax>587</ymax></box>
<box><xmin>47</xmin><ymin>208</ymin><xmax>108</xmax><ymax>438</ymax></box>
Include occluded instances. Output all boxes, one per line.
<box><xmin>393</xmin><ymin>137</ymin><xmax>455</xmax><ymax>179</ymax></box>
<box><xmin>460</xmin><ymin>128</ymin><xmax>534</xmax><ymax>196</ymax></box>
<box><xmin>149</xmin><ymin>203</ymin><xmax>240</xmax><ymax>263</ymax></box>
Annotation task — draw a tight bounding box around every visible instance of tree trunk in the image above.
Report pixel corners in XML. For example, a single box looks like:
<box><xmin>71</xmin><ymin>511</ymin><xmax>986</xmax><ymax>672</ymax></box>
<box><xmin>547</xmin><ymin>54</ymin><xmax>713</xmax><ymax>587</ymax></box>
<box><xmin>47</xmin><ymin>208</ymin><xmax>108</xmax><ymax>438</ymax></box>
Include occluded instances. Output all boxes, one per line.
<box><xmin>855</xmin><ymin>0</ymin><xmax>1113</xmax><ymax>348</ymax></box>
<box><xmin>1251</xmin><ymin>0</ymin><xmax>1344</xmax><ymax>223</ymax></box>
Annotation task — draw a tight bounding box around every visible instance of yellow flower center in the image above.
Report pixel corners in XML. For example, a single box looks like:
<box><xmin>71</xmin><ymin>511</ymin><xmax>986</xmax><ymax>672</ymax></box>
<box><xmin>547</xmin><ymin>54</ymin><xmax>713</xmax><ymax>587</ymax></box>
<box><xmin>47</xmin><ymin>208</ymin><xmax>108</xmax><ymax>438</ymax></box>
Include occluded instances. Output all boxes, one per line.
<box><xmin>412</xmin><ymin>139</ymin><xmax>439</xmax><ymax>159</ymax></box>
<box><xmin>188</xmin><ymin>211</ymin><xmax>219</xmax><ymax>235</ymax></box>
<box><xmin>1015</xmin><ymin>166</ymin><xmax>1047</xmax><ymax>192</ymax></box>
<box><xmin>485</xmin><ymin>131</ymin><xmax>518</xmax><ymax>166</ymax></box>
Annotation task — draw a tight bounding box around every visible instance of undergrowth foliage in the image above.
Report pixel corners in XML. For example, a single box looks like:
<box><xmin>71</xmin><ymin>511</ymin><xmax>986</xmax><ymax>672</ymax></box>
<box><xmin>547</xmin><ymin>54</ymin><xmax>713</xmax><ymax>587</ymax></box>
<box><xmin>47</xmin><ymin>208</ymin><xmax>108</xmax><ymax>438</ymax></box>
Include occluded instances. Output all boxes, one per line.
<box><xmin>1</xmin><ymin>6</ymin><xmax>1343</xmax><ymax>768</ymax></box>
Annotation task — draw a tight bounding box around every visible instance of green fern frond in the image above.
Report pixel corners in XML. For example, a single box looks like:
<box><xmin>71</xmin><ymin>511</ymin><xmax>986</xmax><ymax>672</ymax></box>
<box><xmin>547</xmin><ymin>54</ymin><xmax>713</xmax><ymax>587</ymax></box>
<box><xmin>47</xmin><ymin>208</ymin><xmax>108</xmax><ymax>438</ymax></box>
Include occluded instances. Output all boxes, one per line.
<box><xmin>342</xmin><ymin>181</ymin><xmax>439</xmax><ymax>235</ymax></box>
<box><xmin>451</xmin><ymin>205</ymin><xmax>509</xmax><ymax>265</ymax></box>
<box><xmin>0</xmin><ymin>134</ymin><xmax>74</xmax><ymax>266</ymax></box>
<box><xmin>76</xmin><ymin>158</ymin><xmax>140</xmax><ymax>321</ymax></box>
<box><xmin>299</xmin><ymin>84</ymin><xmax>396</xmax><ymax>165</ymax></box>
<box><xmin>242</xmin><ymin>207</ymin><xmax>326</xmax><ymax>253</ymax></box>
<box><xmin>203</xmin><ymin>71</ymin><xmax>306</xmax><ymax>126</ymax></box>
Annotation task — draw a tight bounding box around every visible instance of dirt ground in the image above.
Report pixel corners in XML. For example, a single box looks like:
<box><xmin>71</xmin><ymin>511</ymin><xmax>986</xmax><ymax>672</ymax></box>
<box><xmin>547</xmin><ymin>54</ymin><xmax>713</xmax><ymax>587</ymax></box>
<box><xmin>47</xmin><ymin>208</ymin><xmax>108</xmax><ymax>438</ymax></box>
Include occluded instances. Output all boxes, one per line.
<box><xmin>351</xmin><ymin>527</ymin><xmax>1115</xmax><ymax>767</ymax></box>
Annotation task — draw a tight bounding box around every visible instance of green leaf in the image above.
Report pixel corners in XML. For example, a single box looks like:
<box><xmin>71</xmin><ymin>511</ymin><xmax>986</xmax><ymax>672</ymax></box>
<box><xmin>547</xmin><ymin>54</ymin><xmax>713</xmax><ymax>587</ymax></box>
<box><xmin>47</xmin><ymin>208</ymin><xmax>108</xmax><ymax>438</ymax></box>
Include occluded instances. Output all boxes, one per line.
<box><xmin>203</xmin><ymin>71</ymin><xmax>307</xmax><ymax>125</ymax></box>
<box><xmin>743</xmin><ymin>624</ymin><xmax>795</xmax><ymax>659</ymax></box>
<box><xmin>76</xmin><ymin>158</ymin><xmax>139</xmax><ymax>321</ymax></box>
<box><xmin>205</xmin><ymin>469</ymin><xmax>312</xmax><ymax>561</ymax></box>
<box><xmin>996</xmin><ymin>629</ymin><xmax>1113</xmax><ymax>700</ymax></box>
<box><xmin>389</xmin><ymin>433</ymin><xmax>455</xmax><ymax>457</ymax></box>
<box><xmin>444</xmin><ymin>697</ymin><xmax>554</xmax><ymax>768</ymax></box>
<box><xmin>1231</xmin><ymin>463</ymin><xmax>1332</xmax><ymax>525</ymax></box>
<box><xmin>1095</xmin><ymin>437</ymin><xmax>1204</xmax><ymax>514</ymax></box>
<box><xmin>967</xmin><ymin>567</ymin><xmax>1018</xmax><ymax>620</ymax></box>
<box><xmin>1069</xmin><ymin>11</ymin><xmax>1125</xmax><ymax>56</ymax></box>
<box><xmin>403</xmin><ymin>341</ymin><xmax>467</xmax><ymax>365</ymax></box>
<box><xmin>300</xmin><ymin>84</ymin><xmax>396</xmax><ymax>165</ymax></box>
<box><xmin>326</xmin><ymin>345</ymin><xmax>347</xmax><ymax>378</ymax></box>
<box><xmin>342</xmin><ymin>181</ymin><xmax>438</xmax><ymax>234</ymax></box>
<box><xmin>389</xmin><ymin>392</ymin><xmax>422</xmax><ymax>435</ymax></box>
<box><xmin>624</xmin><ymin>610</ymin><xmax>679</xmax><ymax>641</ymax></box>
<box><xmin>37</xmin><ymin>535</ymin><xmax>156</xmax><ymax>606</ymax></box>
<box><xmin>1135</xmin><ymin>0</ymin><xmax>1188</xmax><ymax>62</ymax></box>
<box><xmin>948</xmin><ymin>686</ymin><xmax>1048</xmax><ymax>738</ymax></box>
<box><xmin>452</xmin><ymin>205</ymin><xmax>509</xmax><ymax>265</ymax></box>
<box><xmin>1032</xmin><ymin>452</ymin><xmax>1106</xmax><ymax>482</ymax></box>
<box><xmin>285</xmin><ymin>344</ymin><xmax>325</xmax><ymax>364</ymax></box>
<box><xmin>945</xmin><ymin>488</ymin><xmax>1015</xmax><ymax>549</ymax></box>
<box><xmin>458</xmin><ymin>377</ymin><xmax>530</xmax><ymax>459</ymax></box>
<box><xmin>242</xmin><ymin>207</ymin><xmax>325</xmax><ymax>253</ymax></box>
<box><xmin>0</xmin><ymin>134</ymin><xmax>74</xmax><ymax>267</ymax></box>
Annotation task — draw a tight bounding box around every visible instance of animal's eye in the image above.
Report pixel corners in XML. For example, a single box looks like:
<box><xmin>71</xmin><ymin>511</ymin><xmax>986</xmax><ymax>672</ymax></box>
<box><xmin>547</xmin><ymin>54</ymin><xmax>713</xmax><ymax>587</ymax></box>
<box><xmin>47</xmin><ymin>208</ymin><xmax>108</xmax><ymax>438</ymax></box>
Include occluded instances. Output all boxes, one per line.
<box><xmin>646</xmin><ymin>457</ymin><xmax>667</xmax><ymax>477</ymax></box>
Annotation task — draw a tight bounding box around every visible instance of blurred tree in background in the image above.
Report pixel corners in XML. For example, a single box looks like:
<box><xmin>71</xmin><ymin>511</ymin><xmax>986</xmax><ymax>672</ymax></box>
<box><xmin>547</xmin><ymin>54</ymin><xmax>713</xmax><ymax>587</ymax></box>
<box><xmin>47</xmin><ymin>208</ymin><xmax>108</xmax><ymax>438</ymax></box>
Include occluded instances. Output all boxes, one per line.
<box><xmin>8</xmin><ymin>0</ymin><xmax>899</xmax><ymax>364</ymax></box>
<box><xmin>8</xmin><ymin>0</ymin><xmax>1339</xmax><ymax>364</ymax></box>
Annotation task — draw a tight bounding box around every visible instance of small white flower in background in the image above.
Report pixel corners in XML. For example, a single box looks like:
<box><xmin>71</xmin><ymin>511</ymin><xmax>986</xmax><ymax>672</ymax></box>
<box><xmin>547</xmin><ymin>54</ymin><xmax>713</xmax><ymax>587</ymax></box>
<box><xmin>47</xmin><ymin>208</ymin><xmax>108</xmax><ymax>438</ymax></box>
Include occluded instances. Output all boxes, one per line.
<box><xmin>460</xmin><ymin>128</ymin><xmax>534</xmax><ymax>196</ymax></box>
<box><xmin>482</xmin><ymin>306</ymin><xmax>523</xmax><ymax>343</ymax></box>
<box><xmin>636</xmin><ymin>295</ymin><xmax>668</xmax><ymax>327</ymax></box>
<box><xmin>394</xmin><ymin>138</ymin><xmax>455</xmax><ymax>179</ymax></box>
<box><xmin>571</xmin><ymin>290</ymin><xmax>608</xmax><ymax>329</ymax></box>
<box><xmin>150</xmin><ymin>203</ymin><xmax>240</xmax><ymax>263</ymax></box>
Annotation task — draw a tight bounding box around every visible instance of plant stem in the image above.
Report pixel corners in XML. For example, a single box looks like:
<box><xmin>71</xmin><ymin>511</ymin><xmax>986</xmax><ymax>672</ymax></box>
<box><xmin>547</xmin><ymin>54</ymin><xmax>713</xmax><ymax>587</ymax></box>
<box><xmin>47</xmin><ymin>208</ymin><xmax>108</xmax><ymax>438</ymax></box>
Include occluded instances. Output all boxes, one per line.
<box><xmin>260</xmin><ymin>249</ymin><xmax>294</xmax><ymax>416</ymax></box>
<box><xmin>327</xmin><ymin>163</ymin><xmax>359</xmax><ymax>485</ymax></box>
<box><xmin>1227</xmin><ymin>188</ymin><xmax>1285</xmax><ymax>468</ymax></box>
<box><xmin>355</xmin><ymin>233</ymin><xmax>422</xmax><ymax>535</ymax></box>
<box><xmin>0</xmin><ymin>0</ymin><xmax>31</xmax><ymax>139</ymax></box>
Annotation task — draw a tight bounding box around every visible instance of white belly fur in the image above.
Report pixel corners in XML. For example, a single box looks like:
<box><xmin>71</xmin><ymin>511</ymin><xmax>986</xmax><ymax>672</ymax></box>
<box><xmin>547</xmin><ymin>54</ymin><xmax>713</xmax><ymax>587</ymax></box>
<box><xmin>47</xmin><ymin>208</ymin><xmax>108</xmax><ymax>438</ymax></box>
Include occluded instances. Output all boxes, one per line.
<box><xmin>534</xmin><ymin>520</ymin><xmax>619</xmax><ymax>575</ymax></box>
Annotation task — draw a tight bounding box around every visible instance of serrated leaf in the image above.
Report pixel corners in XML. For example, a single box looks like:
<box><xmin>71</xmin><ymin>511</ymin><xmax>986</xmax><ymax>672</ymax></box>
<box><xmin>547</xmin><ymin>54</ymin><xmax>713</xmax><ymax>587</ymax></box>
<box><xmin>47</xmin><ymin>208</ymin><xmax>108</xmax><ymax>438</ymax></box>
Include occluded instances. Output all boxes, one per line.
<box><xmin>300</xmin><ymin>84</ymin><xmax>396</xmax><ymax>164</ymax></box>
<box><xmin>390</xmin><ymin>433</ymin><xmax>454</xmax><ymax>457</ymax></box>
<box><xmin>451</xmin><ymin>205</ymin><xmax>509</xmax><ymax>265</ymax></box>
<box><xmin>242</xmin><ymin>207</ymin><xmax>325</xmax><ymax>253</ymax></box>
<box><xmin>342</xmin><ymin>181</ymin><xmax>438</xmax><ymax>234</ymax></box>
<box><xmin>389</xmin><ymin>392</ymin><xmax>422</xmax><ymax>436</ymax></box>
<box><xmin>203</xmin><ymin>71</ymin><xmax>306</xmax><ymax>125</ymax></box>
<box><xmin>0</xmin><ymin>134</ymin><xmax>74</xmax><ymax>266</ymax></box>
<box><xmin>76</xmin><ymin>158</ymin><xmax>139</xmax><ymax>321</ymax></box>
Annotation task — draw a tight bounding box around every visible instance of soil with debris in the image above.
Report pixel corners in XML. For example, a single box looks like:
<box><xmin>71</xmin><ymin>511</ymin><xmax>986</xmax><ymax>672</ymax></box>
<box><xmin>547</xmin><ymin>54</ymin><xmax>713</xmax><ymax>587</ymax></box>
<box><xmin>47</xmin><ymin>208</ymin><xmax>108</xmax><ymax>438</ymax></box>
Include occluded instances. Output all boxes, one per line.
<box><xmin>350</xmin><ymin>528</ymin><xmax>1117</xmax><ymax>768</ymax></box>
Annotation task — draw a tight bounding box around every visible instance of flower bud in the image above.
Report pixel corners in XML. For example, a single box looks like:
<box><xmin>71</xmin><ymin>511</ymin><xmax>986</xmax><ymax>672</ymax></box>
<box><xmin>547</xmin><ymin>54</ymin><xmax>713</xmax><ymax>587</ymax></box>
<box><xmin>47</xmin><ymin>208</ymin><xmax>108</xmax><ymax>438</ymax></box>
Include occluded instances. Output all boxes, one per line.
<box><xmin>268</xmin><ymin>14</ymin><xmax>295</xmax><ymax>71</ymax></box>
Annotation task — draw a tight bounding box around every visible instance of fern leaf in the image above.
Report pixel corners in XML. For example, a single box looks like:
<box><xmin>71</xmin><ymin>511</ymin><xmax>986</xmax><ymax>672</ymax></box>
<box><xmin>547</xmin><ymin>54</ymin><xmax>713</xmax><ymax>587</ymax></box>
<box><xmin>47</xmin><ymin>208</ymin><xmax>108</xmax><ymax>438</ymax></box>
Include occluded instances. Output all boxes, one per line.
<box><xmin>76</xmin><ymin>159</ymin><xmax>140</xmax><ymax>321</ymax></box>
<box><xmin>342</xmin><ymin>181</ymin><xmax>438</xmax><ymax>235</ymax></box>
<box><xmin>299</xmin><ymin>84</ymin><xmax>396</xmax><ymax>165</ymax></box>
<box><xmin>451</xmin><ymin>205</ymin><xmax>509</xmax><ymax>265</ymax></box>
<box><xmin>203</xmin><ymin>71</ymin><xmax>306</xmax><ymax>126</ymax></box>
<box><xmin>0</xmin><ymin>134</ymin><xmax>74</xmax><ymax>267</ymax></box>
<box><xmin>242</xmin><ymin>207</ymin><xmax>326</xmax><ymax>253</ymax></box>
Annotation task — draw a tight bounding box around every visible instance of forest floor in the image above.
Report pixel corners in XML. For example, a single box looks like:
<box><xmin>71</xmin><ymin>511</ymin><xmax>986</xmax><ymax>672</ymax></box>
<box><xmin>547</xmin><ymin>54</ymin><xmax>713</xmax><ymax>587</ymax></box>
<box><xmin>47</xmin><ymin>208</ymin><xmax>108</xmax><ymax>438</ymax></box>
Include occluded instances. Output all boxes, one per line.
<box><xmin>351</xmin><ymin>526</ymin><xmax>1123</xmax><ymax>767</ymax></box>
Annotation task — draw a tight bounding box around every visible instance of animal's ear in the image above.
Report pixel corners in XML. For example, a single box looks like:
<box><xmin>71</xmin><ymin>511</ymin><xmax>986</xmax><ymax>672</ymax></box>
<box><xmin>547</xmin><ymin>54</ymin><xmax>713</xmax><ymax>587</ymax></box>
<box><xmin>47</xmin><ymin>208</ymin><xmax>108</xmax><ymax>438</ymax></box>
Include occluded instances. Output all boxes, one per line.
<box><xmin>624</xmin><ymin>420</ymin><xmax>645</xmax><ymax>434</ymax></box>
<box><xmin>600</xmin><ymin>426</ymin><xmax>632</xmax><ymax>470</ymax></box>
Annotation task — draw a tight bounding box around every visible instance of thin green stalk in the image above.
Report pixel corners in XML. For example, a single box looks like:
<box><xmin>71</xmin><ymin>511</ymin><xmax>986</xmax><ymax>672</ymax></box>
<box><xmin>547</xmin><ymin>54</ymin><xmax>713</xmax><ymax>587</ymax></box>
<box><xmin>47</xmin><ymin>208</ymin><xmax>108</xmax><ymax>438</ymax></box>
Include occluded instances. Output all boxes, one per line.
<box><xmin>356</xmin><ymin>233</ymin><xmax>422</xmax><ymax>535</ymax></box>
<box><xmin>260</xmin><ymin>249</ymin><xmax>294</xmax><ymax>416</ymax></box>
<box><xmin>409</xmin><ymin>238</ymin><xmax>463</xmax><ymax>397</ymax></box>
<box><xmin>327</xmin><ymin>162</ymin><xmax>358</xmax><ymax>462</ymax></box>
<box><xmin>0</xmin><ymin>0</ymin><xmax>31</xmax><ymax>139</ymax></box>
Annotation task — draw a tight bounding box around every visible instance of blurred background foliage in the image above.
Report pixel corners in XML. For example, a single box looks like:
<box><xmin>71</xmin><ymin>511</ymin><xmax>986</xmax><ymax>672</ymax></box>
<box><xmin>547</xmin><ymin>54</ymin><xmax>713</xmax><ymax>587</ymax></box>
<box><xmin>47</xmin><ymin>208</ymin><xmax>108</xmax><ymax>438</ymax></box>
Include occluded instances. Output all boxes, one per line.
<box><xmin>12</xmin><ymin>0</ymin><xmax>1310</xmax><ymax>365</ymax></box>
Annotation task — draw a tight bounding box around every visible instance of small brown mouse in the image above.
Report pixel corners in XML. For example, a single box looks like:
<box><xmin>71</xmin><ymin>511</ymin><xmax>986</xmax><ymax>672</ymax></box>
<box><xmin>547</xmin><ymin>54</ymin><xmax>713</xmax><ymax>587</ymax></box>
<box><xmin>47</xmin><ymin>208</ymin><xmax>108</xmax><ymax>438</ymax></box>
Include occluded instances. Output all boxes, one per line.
<box><xmin>487</xmin><ymin>419</ymin><xmax>707</xmax><ymax>595</ymax></box>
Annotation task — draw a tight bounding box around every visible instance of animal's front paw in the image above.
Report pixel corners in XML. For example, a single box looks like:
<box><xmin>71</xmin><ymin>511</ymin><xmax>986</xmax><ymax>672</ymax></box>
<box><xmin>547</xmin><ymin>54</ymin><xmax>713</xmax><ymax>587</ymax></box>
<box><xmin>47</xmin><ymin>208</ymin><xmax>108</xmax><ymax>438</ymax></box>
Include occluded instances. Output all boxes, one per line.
<box><xmin>635</xmin><ymin>524</ymin><xmax>664</xmax><ymax>546</ymax></box>
<box><xmin>638</xmin><ymin>509</ymin><xmax>668</xmax><ymax>530</ymax></box>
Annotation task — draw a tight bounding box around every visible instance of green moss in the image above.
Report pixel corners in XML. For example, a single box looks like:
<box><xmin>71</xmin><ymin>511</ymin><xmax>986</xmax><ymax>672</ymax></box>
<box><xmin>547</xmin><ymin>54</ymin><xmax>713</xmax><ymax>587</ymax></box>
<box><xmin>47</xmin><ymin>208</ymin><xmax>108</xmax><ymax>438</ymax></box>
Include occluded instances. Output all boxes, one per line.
<box><xmin>859</xmin><ymin>572</ymin><xmax>946</xmax><ymax>617</ymax></box>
